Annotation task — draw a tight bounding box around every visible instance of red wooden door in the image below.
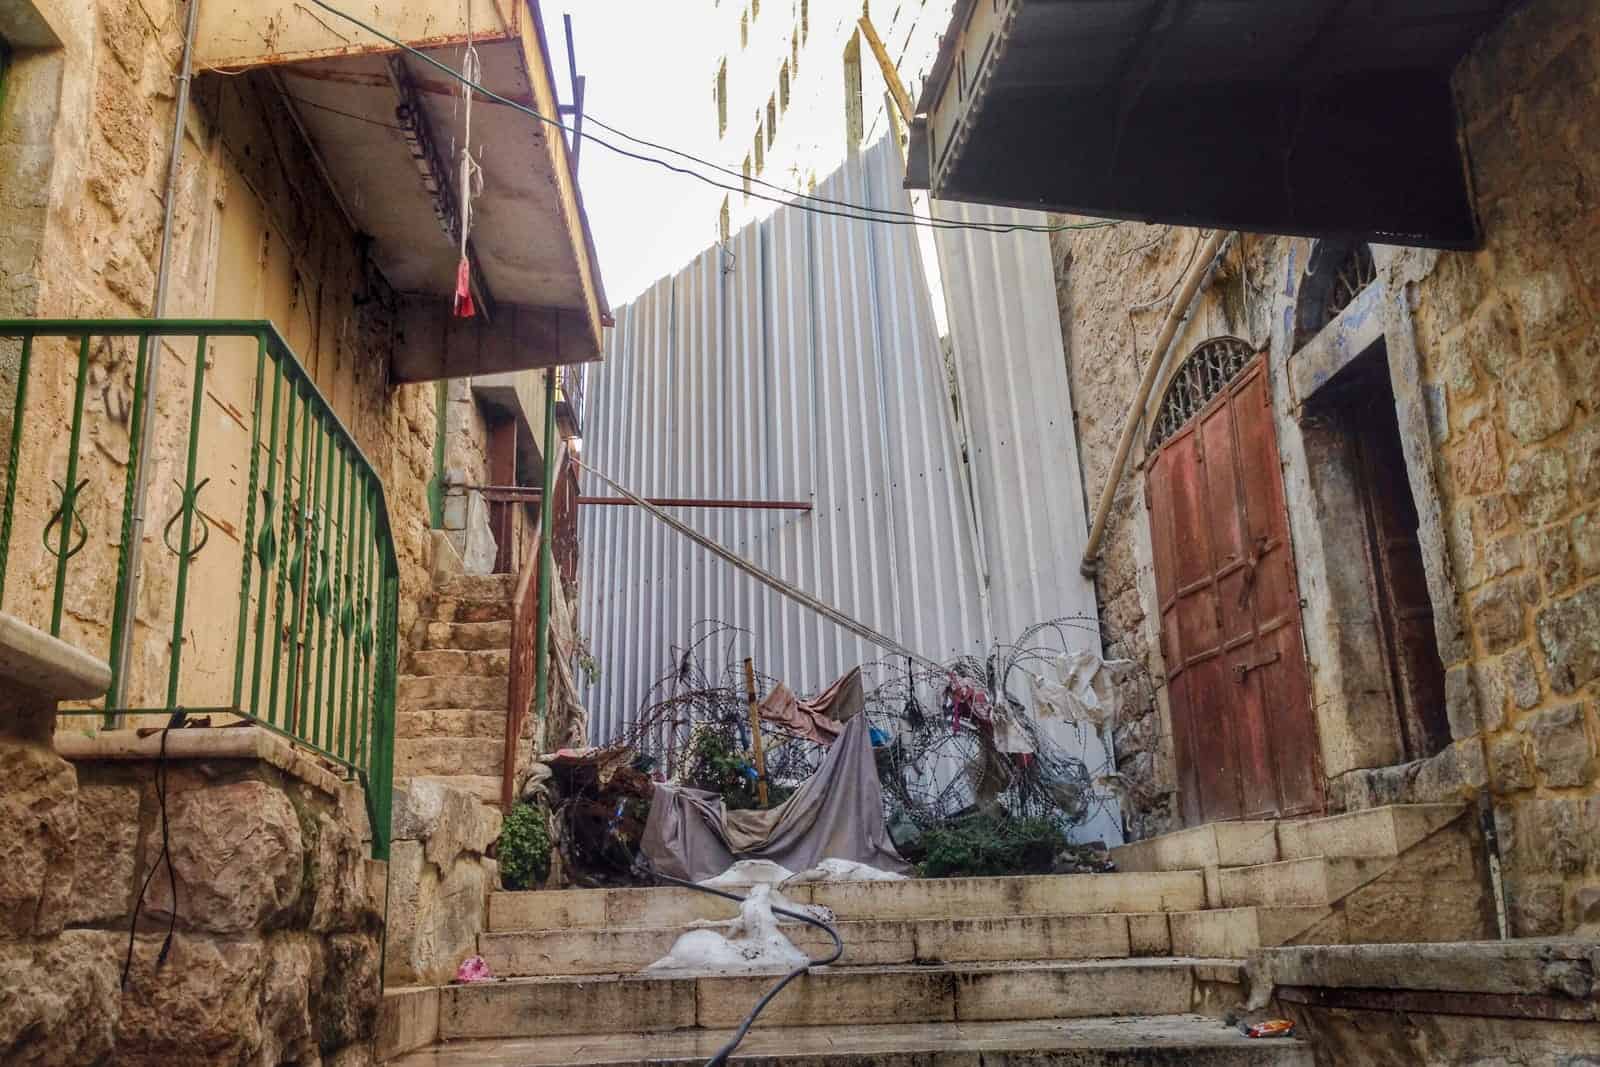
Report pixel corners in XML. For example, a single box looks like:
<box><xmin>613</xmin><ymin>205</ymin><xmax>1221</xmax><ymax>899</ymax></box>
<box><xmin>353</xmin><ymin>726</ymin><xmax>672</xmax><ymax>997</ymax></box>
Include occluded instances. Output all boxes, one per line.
<box><xmin>1147</xmin><ymin>355</ymin><xmax>1323</xmax><ymax>824</ymax></box>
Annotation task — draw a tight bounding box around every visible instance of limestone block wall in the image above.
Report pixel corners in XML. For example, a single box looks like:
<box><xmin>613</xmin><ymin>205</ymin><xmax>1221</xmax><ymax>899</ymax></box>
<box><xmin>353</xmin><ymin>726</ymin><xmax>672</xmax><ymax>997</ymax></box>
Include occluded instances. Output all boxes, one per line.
<box><xmin>1050</xmin><ymin>0</ymin><xmax>1600</xmax><ymax>934</ymax></box>
<box><xmin>1392</xmin><ymin>1</ymin><xmax>1600</xmax><ymax>936</ymax></box>
<box><xmin>0</xmin><ymin>724</ymin><xmax>385</xmax><ymax>1066</ymax></box>
<box><xmin>384</xmin><ymin>778</ymin><xmax>501</xmax><ymax>987</ymax></box>
<box><xmin>0</xmin><ymin>0</ymin><xmax>491</xmax><ymax>716</ymax></box>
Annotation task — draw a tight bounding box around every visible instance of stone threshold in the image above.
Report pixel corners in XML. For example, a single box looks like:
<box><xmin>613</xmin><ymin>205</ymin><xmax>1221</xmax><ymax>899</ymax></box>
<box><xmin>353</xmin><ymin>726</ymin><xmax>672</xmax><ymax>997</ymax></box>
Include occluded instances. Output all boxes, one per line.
<box><xmin>57</xmin><ymin>725</ymin><xmax>350</xmax><ymax>798</ymax></box>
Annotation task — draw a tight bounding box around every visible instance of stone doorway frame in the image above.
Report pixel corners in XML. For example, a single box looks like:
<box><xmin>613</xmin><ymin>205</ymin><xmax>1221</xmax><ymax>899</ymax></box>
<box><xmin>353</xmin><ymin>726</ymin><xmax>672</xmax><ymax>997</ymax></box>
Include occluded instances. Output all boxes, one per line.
<box><xmin>1265</xmin><ymin>239</ymin><xmax>1473</xmax><ymax>803</ymax></box>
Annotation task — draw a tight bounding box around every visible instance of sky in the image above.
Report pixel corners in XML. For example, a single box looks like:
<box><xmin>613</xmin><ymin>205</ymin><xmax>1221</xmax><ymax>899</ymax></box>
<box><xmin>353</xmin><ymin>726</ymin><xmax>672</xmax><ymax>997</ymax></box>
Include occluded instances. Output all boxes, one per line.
<box><xmin>544</xmin><ymin>2</ymin><xmax>732</xmax><ymax>307</ymax></box>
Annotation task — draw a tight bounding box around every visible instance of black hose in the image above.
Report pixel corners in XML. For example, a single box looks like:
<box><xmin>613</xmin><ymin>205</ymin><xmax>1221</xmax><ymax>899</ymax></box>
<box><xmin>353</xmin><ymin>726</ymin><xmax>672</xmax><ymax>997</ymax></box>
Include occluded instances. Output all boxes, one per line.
<box><xmin>636</xmin><ymin>859</ymin><xmax>844</xmax><ymax>1066</ymax></box>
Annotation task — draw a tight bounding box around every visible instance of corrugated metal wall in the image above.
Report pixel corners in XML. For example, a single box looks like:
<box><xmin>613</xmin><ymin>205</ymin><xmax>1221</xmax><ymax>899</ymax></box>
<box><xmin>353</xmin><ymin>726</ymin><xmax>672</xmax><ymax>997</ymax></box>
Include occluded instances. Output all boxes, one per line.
<box><xmin>581</xmin><ymin>140</ymin><xmax>986</xmax><ymax>744</ymax></box>
<box><xmin>578</xmin><ymin>140</ymin><xmax>1115</xmax><ymax>840</ymax></box>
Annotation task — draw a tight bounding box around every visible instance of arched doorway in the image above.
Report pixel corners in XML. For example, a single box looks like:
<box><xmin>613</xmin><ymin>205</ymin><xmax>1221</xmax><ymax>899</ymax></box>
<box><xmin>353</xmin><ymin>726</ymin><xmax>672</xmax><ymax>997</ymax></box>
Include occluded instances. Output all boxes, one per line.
<box><xmin>1146</xmin><ymin>338</ymin><xmax>1324</xmax><ymax>824</ymax></box>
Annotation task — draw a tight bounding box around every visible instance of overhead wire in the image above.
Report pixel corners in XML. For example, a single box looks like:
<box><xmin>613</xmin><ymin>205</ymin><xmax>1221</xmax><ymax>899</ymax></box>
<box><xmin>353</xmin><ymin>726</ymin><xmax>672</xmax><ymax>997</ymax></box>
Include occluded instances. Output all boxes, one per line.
<box><xmin>299</xmin><ymin>0</ymin><xmax>1120</xmax><ymax>237</ymax></box>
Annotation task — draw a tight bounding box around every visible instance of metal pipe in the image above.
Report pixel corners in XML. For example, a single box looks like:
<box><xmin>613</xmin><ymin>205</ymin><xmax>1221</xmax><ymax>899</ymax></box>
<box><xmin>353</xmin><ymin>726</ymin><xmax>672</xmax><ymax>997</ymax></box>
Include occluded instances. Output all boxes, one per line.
<box><xmin>1080</xmin><ymin>228</ymin><xmax>1230</xmax><ymax>577</ymax></box>
<box><xmin>110</xmin><ymin>0</ymin><xmax>202</xmax><ymax>707</ymax></box>
<box><xmin>532</xmin><ymin>368</ymin><xmax>559</xmax><ymax>747</ymax></box>
<box><xmin>467</xmin><ymin>485</ymin><xmax>813</xmax><ymax>511</ymax></box>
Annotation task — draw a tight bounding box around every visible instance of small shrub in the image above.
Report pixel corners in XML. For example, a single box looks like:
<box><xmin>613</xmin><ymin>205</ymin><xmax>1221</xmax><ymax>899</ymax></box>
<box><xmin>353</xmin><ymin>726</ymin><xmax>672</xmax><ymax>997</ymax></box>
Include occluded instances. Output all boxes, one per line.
<box><xmin>917</xmin><ymin>813</ymin><xmax>1067</xmax><ymax>878</ymax></box>
<box><xmin>683</xmin><ymin>729</ymin><xmax>794</xmax><ymax>811</ymax></box>
<box><xmin>499</xmin><ymin>803</ymin><xmax>551</xmax><ymax>890</ymax></box>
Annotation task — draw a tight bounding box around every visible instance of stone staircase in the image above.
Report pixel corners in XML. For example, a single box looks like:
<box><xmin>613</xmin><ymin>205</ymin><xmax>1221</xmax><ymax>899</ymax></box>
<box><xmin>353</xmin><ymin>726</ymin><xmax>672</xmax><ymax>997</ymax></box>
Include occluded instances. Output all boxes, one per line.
<box><xmin>378</xmin><ymin>803</ymin><xmax>1487</xmax><ymax>1064</ymax></box>
<box><xmin>384</xmin><ymin>869</ymin><xmax>1314</xmax><ymax>1064</ymax></box>
<box><xmin>396</xmin><ymin>572</ymin><xmax>517</xmax><ymax>805</ymax></box>
<box><xmin>1109</xmin><ymin>803</ymin><xmax>1497</xmax><ymax>954</ymax></box>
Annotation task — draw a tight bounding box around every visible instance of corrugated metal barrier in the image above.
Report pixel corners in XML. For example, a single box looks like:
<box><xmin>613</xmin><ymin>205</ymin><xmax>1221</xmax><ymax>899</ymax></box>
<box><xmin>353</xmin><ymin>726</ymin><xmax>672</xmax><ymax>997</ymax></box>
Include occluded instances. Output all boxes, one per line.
<box><xmin>578</xmin><ymin>139</ymin><xmax>1117</xmax><ymax>842</ymax></box>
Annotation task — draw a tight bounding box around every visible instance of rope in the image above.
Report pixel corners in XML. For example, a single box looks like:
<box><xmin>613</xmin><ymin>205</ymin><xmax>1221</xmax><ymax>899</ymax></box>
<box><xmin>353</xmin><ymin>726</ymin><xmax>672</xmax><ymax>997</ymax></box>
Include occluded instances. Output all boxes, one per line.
<box><xmin>574</xmin><ymin>456</ymin><xmax>941</xmax><ymax>671</ymax></box>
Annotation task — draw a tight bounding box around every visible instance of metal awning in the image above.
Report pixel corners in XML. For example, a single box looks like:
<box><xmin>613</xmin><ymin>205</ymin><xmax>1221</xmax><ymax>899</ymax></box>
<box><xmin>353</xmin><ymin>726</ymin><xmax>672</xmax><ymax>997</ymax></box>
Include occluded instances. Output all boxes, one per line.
<box><xmin>908</xmin><ymin>0</ymin><xmax>1517</xmax><ymax>248</ymax></box>
<box><xmin>197</xmin><ymin>0</ymin><xmax>608</xmax><ymax>374</ymax></box>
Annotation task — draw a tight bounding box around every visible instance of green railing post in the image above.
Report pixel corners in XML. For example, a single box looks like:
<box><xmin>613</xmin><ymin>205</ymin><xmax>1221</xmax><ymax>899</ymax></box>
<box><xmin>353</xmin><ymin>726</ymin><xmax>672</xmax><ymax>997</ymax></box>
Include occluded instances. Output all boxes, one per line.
<box><xmin>249</xmin><ymin>357</ymin><xmax>284</xmax><ymax>718</ymax></box>
<box><xmin>50</xmin><ymin>335</ymin><xmax>93</xmax><ymax>637</ymax></box>
<box><xmin>233</xmin><ymin>335</ymin><xmax>269</xmax><ymax>709</ymax></box>
<box><xmin>533</xmin><ymin>367</ymin><xmax>559</xmax><ymax>746</ymax></box>
<box><xmin>106</xmin><ymin>335</ymin><xmax>151</xmax><ymax>711</ymax></box>
<box><xmin>164</xmin><ymin>334</ymin><xmax>210</xmax><ymax>709</ymax></box>
<box><xmin>0</xmin><ymin>333</ymin><xmax>35</xmax><ymax>609</ymax></box>
<box><xmin>269</xmin><ymin>381</ymin><xmax>301</xmax><ymax>729</ymax></box>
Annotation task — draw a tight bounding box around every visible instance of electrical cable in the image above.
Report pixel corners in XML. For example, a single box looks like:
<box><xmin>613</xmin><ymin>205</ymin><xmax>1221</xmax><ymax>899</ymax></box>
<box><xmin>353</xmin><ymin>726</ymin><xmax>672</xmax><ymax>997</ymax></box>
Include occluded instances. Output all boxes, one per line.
<box><xmin>299</xmin><ymin>0</ymin><xmax>1120</xmax><ymax>237</ymax></box>
<box><xmin>634</xmin><ymin>856</ymin><xmax>844</xmax><ymax>1067</ymax></box>
<box><xmin>121</xmin><ymin>726</ymin><xmax>178</xmax><ymax>990</ymax></box>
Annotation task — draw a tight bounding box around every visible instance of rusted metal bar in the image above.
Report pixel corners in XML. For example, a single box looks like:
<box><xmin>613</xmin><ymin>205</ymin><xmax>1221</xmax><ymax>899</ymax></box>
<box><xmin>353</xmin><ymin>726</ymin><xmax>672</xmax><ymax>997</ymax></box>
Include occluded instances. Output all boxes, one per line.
<box><xmin>468</xmin><ymin>484</ymin><xmax>814</xmax><ymax>511</ymax></box>
<box><xmin>743</xmin><ymin>657</ymin><xmax>769</xmax><ymax>809</ymax></box>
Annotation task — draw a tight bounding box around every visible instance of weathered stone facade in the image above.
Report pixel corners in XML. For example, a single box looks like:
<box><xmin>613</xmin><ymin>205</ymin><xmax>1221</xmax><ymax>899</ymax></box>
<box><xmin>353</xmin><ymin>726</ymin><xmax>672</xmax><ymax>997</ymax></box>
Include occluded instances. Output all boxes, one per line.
<box><xmin>1054</xmin><ymin>0</ymin><xmax>1600</xmax><ymax>934</ymax></box>
<box><xmin>0</xmin><ymin>0</ymin><xmax>496</xmax><ymax>717</ymax></box>
<box><xmin>0</xmin><ymin>726</ymin><xmax>384</xmax><ymax>1066</ymax></box>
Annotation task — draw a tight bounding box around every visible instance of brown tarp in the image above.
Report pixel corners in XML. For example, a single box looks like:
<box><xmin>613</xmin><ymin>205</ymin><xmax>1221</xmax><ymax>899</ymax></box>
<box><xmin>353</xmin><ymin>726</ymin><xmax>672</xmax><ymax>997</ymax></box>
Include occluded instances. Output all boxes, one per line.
<box><xmin>756</xmin><ymin>666</ymin><xmax>865</xmax><ymax>745</ymax></box>
<box><xmin>642</xmin><ymin>708</ymin><xmax>911</xmax><ymax>882</ymax></box>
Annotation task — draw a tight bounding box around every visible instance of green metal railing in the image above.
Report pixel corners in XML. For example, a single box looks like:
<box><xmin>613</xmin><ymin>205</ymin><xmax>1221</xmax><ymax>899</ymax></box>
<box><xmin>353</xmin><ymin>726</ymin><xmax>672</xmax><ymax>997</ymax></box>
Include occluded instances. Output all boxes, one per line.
<box><xmin>0</xmin><ymin>320</ymin><xmax>398</xmax><ymax>857</ymax></box>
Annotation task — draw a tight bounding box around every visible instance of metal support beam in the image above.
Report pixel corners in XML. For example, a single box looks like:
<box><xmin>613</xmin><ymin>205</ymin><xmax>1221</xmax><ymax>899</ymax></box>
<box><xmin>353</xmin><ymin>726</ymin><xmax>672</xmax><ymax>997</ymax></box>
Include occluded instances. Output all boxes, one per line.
<box><xmin>470</xmin><ymin>485</ymin><xmax>814</xmax><ymax>511</ymax></box>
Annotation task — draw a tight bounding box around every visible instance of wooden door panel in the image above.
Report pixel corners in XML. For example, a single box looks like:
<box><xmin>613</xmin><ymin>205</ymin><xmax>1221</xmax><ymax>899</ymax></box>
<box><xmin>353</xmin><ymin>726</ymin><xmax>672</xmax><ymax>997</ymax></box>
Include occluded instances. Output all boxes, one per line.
<box><xmin>1188</xmin><ymin>653</ymin><xmax>1243</xmax><ymax>821</ymax></box>
<box><xmin>1200</xmin><ymin>403</ymin><xmax>1246</xmax><ymax>569</ymax></box>
<box><xmin>1168</xmin><ymin>430</ymin><xmax>1214</xmax><ymax>590</ymax></box>
<box><xmin>1259</xmin><ymin>620</ymin><xmax>1324</xmax><ymax>814</ymax></box>
<box><xmin>1145</xmin><ymin>348</ymin><xmax>1324</xmax><ymax>825</ymax></box>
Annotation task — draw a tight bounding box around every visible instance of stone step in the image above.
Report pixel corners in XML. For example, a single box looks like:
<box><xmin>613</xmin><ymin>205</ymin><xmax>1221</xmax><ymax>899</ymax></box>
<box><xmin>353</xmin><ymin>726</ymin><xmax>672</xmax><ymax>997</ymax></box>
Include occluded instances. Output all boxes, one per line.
<box><xmin>479</xmin><ymin>911</ymin><xmax>1163</xmax><ymax>977</ymax></box>
<box><xmin>1274</xmin><ymin>803</ymin><xmax>1465</xmax><ymax>861</ymax></box>
<box><xmin>397</xmin><ymin>708</ymin><xmax>508</xmax><ymax>742</ymax></box>
<box><xmin>397</xmin><ymin>674</ymin><xmax>509</xmax><ymax>711</ymax></box>
<box><xmin>488</xmin><ymin>871</ymin><xmax>1207</xmax><ymax>933</ymax></box>
<box><xmin>1111</xmin><ymin>821</ymin><xmax>1280</xmax><ymax>874</ymax></box>
<box><xmin>438</xmin><ymin>958</ymin><xmax>1246</xmax><ymax>1040</ymax></box>
<box><xmin>1168</xmin><ymin>906</ymin><xmax>1333</xmax><ymax>958</ymax></box>
<box><xmin>390</xmin><ymin>1015</ymin><xmax>1314</xmax><ymax>1066</ymax></box>
<box><xmin>419</xmin><ymin>620</ymin><xmax>513</xmax><ymax>652</ymax></box>
<box><xmin>434</xmin><ymin>573</ymin><xmax>518</xmax><ymax>602</ymax></box>
<box><xmin>406</xmin><ymin>648</ymin><xmax>511</xmax><ymax>677</ymax></box>
<box><xmin>395</xmin><ymin>737</ymin><xmax>506</xmax><ymax>779</ymax></box>
<box><xmin>1217</xmin><ymin>856</ymin><xmax>1394</xmax><ymax>908</ymax></box>
<box><xmin>423</xmin><ymin>592</ymin><xmax>516</xmax><ymax>625</ymax></box>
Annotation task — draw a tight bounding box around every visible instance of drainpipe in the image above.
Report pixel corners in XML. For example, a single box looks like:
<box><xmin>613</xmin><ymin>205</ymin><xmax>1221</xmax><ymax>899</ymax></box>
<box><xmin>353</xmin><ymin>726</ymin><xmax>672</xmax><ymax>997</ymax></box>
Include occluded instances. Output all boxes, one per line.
<box><xmin>532</xmin><ymin>368</ymin><xmax>559</xmax><ymax>746</ymax></box>
<box><xmin>110</xmin><ymin>0</ymin><xmax>202</xmax><ymax>709</ymax></box>
<box><xmin>1080</xmin><ymin>229</ymin><xmax>1230</xmax><ymax>578</ymax></box>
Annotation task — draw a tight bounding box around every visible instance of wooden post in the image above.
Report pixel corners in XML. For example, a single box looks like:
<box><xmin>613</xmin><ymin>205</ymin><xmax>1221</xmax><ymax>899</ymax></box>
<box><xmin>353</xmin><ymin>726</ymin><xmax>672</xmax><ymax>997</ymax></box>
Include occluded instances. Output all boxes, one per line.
<box><xmin>743</xmin><ymin>657</ymin><xmax>769</xmax><ymax>808</ymax></box>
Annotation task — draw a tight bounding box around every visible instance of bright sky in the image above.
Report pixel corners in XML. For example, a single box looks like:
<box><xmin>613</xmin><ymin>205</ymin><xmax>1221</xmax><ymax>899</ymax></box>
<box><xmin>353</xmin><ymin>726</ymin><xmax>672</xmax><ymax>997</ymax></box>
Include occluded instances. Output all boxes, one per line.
<box><xmin>545</xmin><ymin>2</ymin><xmax>731</xmax><ymax>307</ymax></box>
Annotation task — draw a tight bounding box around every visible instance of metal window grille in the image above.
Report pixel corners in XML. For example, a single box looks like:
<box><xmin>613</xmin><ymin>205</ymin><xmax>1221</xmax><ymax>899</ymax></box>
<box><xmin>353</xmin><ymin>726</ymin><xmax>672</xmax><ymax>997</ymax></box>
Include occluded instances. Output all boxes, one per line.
<box><xmin>1318</xmin><ymin>243</ymin><xmax>1376</xmax><ymax>330</ymax></box>
<box><xmin>1149</xmin><ymin>336</ymin><xmax>1255</xmax><ymax>449</ymax></box>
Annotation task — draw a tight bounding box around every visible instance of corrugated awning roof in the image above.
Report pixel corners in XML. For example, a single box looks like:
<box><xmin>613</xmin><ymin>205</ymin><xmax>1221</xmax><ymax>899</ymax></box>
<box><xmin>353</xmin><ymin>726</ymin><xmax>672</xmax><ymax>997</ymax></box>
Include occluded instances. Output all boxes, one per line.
<box><xmin>909</xmin><ymin>0</ymin><xmax>1518</xmax><ymax>248</ymax></box>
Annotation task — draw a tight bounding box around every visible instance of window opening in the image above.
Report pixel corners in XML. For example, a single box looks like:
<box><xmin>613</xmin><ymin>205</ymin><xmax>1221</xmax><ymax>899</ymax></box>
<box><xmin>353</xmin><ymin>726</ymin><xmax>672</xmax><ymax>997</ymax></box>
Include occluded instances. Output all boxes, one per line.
<box><xmin>753</xmin><ymin>124</ymin><xmax>764</xmax><ymax>173</ymax></box>
<box><xmin>0</xmin><ymin>38</ymin><xmax>11</xmax><ymax>123</ymax></box>
<box><xmin>1149</xmin><ymin>336</ymin><xmax>1253</xmax><ymax>450</ymax></box>
<box><xmin>719</xmin><ymin>197</ymin><xmax>731</xmax><ymax>244</ymax></box>
<box><xmin>742</xmin><ymin>155</ymin><xmax>752</xmax><ymax>198</ymax></box>
<box><xmin>801</xmin><ymin>0</ymin><xmax>809</xmax><ymax>41</ymax></box>
<box><xmin>766</xmin><ymin>96</ymin><xmax>777</xmax><ymax>147</ymax></box>
<box><xmin>779</xmin><ymin>62</ymin><xmax>791</xmax><ymax>111</ymax></box>
<box><xmin>1295</xmin><ymin>241</ymin><xmax>1377</xmax><ymax>348</ymax></box>
<box><xmin>741</xmin><ymin>9</ymin><xmax>749</xmax><ymax>47</ymax></box>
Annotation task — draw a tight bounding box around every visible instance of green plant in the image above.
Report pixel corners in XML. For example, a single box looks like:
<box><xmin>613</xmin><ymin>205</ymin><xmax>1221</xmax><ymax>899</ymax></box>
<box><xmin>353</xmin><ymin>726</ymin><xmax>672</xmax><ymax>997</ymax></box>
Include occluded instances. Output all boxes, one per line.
<box><xmin>917</xmin><ymin>813</ymin><xmax>1067</xmax><ymax>879</ymax></box>
<box><xmin>683</xmin><ymin>728</ymin><xmax>793</xmax><ymax>811</ymax></box>
<box><xmin>574</xmin><ymin>633</ymin><xmax>601</xmax><ymax>686</ymax></box>
<box><xmin>499</xmin><ymin>803</ymin><xmax>551</xmax><ymax>890</ymax></box>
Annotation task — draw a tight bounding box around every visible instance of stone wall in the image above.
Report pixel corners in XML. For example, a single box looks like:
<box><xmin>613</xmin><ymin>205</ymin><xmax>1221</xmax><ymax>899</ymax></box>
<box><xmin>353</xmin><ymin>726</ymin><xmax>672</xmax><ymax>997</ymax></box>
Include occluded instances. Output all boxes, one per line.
<box><xmin>384</xmin><ymin>778</ymin><xmax>500</xmax><ymax>987</ymax></box>
<box><xmin>1390</xmin><ymin>0</ymin><xmax>1600</xmax><ymax>936</ymax></box>
<box><xmin>1051</xmin><ymin>0</ymin><xmax>1600</xmax><ymax>933</ymax></box>
<box><xmin>0</xmin><ymin>0</ymin><xmax>491</xmax><ymax>716</ymax></box>
<box><xmin>1</xmin><ymin>723</ymin><xmax>384</xmax><ymax>1066</ymax></box>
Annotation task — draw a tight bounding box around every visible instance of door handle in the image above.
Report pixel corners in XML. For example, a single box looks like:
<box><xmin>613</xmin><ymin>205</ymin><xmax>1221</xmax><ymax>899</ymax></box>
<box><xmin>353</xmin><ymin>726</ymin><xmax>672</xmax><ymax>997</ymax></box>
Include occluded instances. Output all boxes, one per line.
<box><xmin>1233</xmin><ymin>650</ymin><xmax>1281</xmax><ymax>684</ymax></box>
